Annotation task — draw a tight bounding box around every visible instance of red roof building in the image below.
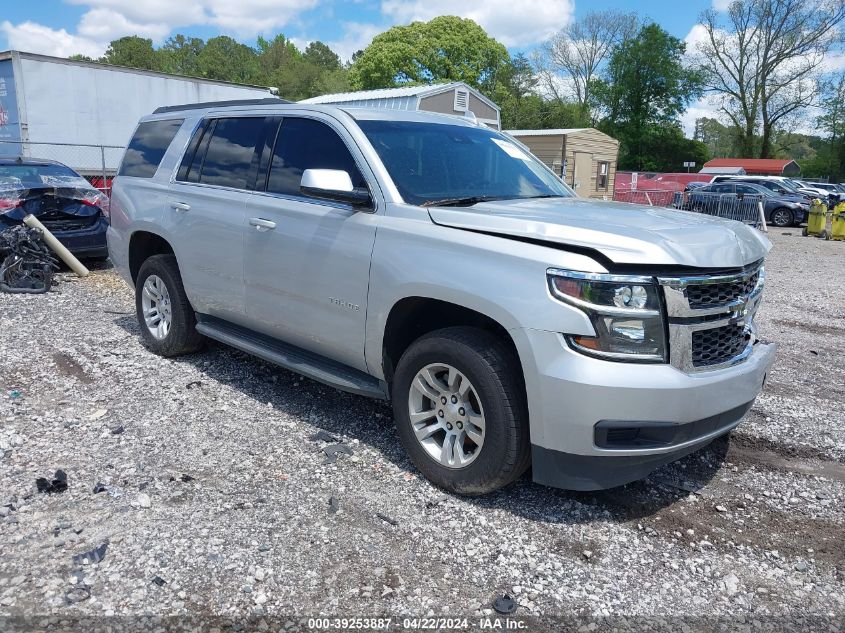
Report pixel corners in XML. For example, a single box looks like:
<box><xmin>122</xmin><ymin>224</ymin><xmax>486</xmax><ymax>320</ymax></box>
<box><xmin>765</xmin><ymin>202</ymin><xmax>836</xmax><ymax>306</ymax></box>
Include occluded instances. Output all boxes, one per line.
<box><xmin>700</xmin><ymin>158</ymin><xmax>800</xmax><ymax>176</ymax></box>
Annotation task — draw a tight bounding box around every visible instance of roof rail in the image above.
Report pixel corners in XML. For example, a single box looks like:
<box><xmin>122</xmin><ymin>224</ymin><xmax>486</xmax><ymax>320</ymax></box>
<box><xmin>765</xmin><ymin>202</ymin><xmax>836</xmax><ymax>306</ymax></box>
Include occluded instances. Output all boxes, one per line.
<box><xmin>153</xmin><ymin>97</ymin><xmax>290</xmax><ymax>114</ymax></box>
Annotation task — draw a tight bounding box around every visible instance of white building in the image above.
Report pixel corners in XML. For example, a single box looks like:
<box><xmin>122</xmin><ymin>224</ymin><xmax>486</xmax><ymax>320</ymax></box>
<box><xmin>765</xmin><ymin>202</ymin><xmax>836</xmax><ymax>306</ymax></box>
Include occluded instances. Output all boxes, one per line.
<box><xmin>301</xmin><ymin>82</ymin><xmax>501</xmax><ymax>130</ymax></box>
<box><xmin>0</xmin><ymin>50</ymin><xmax>278</xmax><ymax>173</ymax></box>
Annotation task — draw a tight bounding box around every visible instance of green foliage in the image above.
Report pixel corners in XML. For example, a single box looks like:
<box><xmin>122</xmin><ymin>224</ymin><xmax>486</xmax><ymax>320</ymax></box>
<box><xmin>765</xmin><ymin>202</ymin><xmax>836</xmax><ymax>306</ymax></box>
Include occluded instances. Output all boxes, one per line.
<box><xmin>693</xmin><ymin>117</ymin><xmax>745</xmax><ymax>158</ymax></box>
<box><xmin>349</xmin><ymin>16</ymin><xmax>509</xmax><ymax>90</ymax></box>
<box><xmin>591</xmin><ymin>23</ymin><xmax>704</xmax><ymax>171</ymax></box>
<box><xmin>71</xmin><ymin>32</ymin><xmax>350</xmax><ymax>101</ymax></box>
<box><xmin>101</xmin><ymin>36</ymin><xmax>159</xmax><ymax>70</ymax></box>
<box><xmin>303</xmin><ymin>42</ymin><xmax>342</xmax><ymax>71</ymax></box>
<box><xmin>196</xmin><ymin>36</ymin><xmax>261</xmax><ymax>84</ymax></box>
<box><xmin>158</xmin><ymin>35</ymin><xmax>204</xmax><ymax>77</ymax></box>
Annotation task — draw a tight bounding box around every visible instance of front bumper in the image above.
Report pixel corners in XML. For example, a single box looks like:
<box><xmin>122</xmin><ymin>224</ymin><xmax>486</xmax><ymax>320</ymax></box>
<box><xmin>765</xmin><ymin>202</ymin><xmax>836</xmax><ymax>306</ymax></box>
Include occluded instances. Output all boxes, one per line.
<box><xmin>515</xmin><ymin>327</ymin><xmax>777</xmax><ymax>490</ymax></box>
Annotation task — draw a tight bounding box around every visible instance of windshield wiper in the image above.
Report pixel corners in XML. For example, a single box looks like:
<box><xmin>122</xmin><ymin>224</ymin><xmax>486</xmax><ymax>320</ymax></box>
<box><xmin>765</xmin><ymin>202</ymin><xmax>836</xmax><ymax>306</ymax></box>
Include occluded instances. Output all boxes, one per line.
<box><xmin>422</xmin><ymin>194</ymin><xmax>567</xmax><ymax>207</ymax></box>
<box><xmin>421</xmin><ymin>195</ymin><xmax>509</xmax><ymax>207</ymax></box>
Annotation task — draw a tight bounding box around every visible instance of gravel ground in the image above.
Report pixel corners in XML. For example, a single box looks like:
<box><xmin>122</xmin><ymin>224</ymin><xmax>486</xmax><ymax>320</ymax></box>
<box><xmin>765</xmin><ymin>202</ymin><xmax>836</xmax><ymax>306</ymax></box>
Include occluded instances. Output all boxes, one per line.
<box><xmin>0</xmin><ymin>229</ymin><xmax>843</xmax><ymax>630</ymax></box>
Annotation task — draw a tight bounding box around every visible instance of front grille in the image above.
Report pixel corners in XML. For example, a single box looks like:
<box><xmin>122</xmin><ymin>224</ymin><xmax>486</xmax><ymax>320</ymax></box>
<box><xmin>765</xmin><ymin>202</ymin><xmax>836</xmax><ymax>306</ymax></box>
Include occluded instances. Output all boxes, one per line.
<box><xmin>686</xmin><ymin>271</ymin><xmax>759</xmax><ymax>309</ymax></box>
<box><xmin>691</xmin><ymin>323</ymin><xmax>751</xmax><ymax>367</ymax></box>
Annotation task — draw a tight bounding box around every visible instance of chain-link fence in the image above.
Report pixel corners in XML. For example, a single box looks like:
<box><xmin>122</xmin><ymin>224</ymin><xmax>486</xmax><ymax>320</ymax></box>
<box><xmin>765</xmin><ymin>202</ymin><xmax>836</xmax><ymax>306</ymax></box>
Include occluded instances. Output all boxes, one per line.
<box><xmin>672</xmin><ymin>191</ymin><xmax>768</xmax><ymax>231</ymax></box>
<box><xmin>0</xmin><ymin>140</ymin><xmax>124</xmax><ymax>195</ymax></box>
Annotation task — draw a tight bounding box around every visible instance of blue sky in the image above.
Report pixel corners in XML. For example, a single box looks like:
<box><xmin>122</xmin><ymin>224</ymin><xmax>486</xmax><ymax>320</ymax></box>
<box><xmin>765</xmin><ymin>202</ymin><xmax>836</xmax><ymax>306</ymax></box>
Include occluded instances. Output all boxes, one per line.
<box><xmin>0</xmin><ymin>1</ymin><xmax>716</xmax><ymax>62</ymax></box>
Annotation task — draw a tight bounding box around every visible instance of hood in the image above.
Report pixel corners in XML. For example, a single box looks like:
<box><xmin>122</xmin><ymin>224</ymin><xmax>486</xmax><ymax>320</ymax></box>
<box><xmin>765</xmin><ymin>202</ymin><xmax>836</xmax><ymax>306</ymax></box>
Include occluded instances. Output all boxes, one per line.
<box><xmin>427</xmin><ymin>197</ymin><xmax>771</xmax><ymax>268</ymax></box>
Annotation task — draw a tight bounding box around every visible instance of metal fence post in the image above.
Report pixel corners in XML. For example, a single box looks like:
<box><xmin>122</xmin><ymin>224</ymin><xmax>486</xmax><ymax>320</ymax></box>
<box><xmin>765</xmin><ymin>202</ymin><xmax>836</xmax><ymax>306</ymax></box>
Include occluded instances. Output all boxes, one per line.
<box><xmin>100</xmin><ymin>145</ymin><xmax>106</xmax><ymax>192</ymax></box>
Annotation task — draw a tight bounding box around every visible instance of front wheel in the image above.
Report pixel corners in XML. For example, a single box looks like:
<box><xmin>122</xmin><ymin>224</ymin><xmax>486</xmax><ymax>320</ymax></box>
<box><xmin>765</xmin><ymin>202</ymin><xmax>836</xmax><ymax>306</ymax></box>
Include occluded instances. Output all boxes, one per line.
<box><xmin>392</xmin><ymin>327</ymin><xmax>530</xmax><ymax>495</ymax></box>
<box><xmin>769</xmin><ymin>207</ymin><xmax>794</xmax><ymax>228</ymax></box>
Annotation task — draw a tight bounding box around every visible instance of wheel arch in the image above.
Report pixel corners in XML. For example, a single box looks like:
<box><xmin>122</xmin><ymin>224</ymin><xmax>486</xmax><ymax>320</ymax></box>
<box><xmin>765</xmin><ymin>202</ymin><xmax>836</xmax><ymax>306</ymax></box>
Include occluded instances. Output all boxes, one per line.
<box><xmin>128</xmin><ymin>230</ymin><xmax>175</xmax><ymax>285</ymax></box>
<box><xmin>379</xmin><ymin>296</ymin><xmax>523</xmax><ymax>390</ymax></box>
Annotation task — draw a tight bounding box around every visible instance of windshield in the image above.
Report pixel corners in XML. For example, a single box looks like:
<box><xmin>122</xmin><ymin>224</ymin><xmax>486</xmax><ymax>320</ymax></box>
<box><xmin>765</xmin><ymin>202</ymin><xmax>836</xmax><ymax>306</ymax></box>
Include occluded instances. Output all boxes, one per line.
<box><xmin>773</xmin><ymin>180</ymin><xmax>799</xmax><ymax>192</ymax></box>
<box><xmin>357</xmin><ymin>120</ymin><xmax>573</xmax><ymax>206</ymax></box>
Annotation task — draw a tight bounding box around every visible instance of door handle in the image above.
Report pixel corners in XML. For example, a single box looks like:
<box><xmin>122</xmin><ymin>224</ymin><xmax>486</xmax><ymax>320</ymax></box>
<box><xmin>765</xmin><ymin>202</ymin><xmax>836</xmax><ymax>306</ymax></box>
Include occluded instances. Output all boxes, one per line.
<box><xmin>170</xmin><ymin>202</ymin><xmax>191</xmax><ymax>212</ymax></box>
<box><xmin>249</xmin><ymin>217</ymin><xmax>276</xmax><ymax>231</ymax></box>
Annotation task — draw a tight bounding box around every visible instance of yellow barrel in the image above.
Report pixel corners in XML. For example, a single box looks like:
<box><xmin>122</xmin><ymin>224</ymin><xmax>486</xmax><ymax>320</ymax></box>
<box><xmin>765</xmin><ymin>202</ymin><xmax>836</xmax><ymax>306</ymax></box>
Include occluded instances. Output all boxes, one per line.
<box><xmin>804</xmin><ymin>199</ymin><xmax>828</xmax><ymax>237</ymax></box>
<box><xmin>832</xmin><ymin>202</ymin><xmax>845</xmax><ymax>241</ymax></box>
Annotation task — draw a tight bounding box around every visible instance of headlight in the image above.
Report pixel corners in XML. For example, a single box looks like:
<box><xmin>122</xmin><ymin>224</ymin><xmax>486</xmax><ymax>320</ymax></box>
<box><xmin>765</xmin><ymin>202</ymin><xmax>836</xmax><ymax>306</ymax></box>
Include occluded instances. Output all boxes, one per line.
<box><xmin>547</xmin><ymin>269</ymin><xmax>666</xmax><ymax>362</ymax></box>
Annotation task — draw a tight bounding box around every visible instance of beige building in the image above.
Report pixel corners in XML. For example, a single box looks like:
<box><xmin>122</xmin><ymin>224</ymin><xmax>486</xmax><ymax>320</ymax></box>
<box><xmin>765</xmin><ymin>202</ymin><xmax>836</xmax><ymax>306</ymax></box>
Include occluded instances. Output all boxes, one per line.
<box><xmin>300</xmin><ymin>82</ymin><xmax>500</xmax><ymax>129</ymax></box>
<box><xmin>506</xmin><ymin>128</ymin><xmax>620</xmax><ymax>198</ymax></box>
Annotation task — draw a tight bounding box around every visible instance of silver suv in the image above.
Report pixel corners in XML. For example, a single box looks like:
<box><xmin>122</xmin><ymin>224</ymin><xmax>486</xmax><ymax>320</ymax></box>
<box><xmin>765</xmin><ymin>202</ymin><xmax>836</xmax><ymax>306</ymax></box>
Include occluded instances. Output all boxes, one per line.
<box><xmin>108</xmin><ymin>100</ymin><xmax>776</xmax><ymax>494</ymax></box>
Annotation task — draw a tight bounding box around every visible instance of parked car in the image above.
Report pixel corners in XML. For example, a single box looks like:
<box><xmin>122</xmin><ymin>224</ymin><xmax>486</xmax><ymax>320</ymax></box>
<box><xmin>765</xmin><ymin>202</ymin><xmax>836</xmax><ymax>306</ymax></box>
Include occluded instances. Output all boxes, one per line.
<box><xmin>711</xmin><ymin>175</ymin><xmax>823</xmax><ymax>203</ymax></box>
<box><xmin>793</xmin><ymin>180</ymin><xmax>840</xmax><ymax>206</ymax></box>
<box><xmin>683</xmin><ymin>181</ymin><xmax>709</xmax><ymax>192</ymax></box>
<box><xmin>711</xmin><ymin>175</ymin><xmax>809</xmax><ymax>200</ymax></box>
<box><xmin>689</xmin><ymin>182</ymin><xmax>807</xmax><ymax>227</ymax></box>
<box><xmin>0</xmin><ymin>157</ymin><xmax>110</xmax><ymax>258</ymax></box>
<box><xmin>108</xmin><ymin>102</ymin><xmax>776</xmax><ymax>494</ymax></box>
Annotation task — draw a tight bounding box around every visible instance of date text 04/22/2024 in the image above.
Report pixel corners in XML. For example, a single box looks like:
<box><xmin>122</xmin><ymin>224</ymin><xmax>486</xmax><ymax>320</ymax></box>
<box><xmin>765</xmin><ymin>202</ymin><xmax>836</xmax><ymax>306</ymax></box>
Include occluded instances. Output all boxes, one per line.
<box><xmin>306</xmin><ymin>618</ymin><xmax>528</xmax><ymax>630</ymax></box>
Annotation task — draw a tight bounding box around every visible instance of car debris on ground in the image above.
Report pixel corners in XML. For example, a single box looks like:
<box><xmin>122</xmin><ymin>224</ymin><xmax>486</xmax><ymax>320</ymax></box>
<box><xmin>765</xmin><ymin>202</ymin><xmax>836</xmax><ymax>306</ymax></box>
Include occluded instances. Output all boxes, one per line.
<box><xmin>0</xmin><ymin>225</ymin><xmax>58</xmax><ymax>294</ymax></box>
<box><xmin>35</xmin><ymin>470</ymin><xmax>68</xmax><ymax>494</ymax></box>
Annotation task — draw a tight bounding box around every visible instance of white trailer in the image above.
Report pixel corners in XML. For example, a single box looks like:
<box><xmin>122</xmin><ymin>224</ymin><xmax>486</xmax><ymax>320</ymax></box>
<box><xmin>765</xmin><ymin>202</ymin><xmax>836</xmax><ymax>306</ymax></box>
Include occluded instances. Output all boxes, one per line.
<box><xmin>0</xmin><ymin>50</ymin><xmax>277</xmax><ymax>175</ymax></box>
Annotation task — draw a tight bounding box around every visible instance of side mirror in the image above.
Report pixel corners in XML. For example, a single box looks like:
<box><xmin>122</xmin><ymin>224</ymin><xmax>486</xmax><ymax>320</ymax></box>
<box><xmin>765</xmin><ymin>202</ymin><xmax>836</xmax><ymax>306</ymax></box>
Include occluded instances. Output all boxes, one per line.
<box><xmin>300</xmin><ymin>169</ymin><xmax>371</xmax><ymax>207</ymax></box>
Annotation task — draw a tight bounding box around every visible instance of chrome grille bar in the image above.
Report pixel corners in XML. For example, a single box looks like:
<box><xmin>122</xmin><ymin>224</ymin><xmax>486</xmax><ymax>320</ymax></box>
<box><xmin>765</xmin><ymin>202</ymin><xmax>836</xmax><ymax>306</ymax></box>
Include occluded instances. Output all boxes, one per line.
<box><xmin>658</xmin><ymin>260</ymin><xmax>765</xmax><ymax>373</ymax></box>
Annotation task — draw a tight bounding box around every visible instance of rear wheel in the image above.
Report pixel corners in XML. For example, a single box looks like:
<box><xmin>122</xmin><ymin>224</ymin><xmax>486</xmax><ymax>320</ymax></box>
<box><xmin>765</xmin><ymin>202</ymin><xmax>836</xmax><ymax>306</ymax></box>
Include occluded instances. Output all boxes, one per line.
<box><xmin>770</xmin><ymin>207</ymin><xmax>794</xmax><ymax>227</ymax></box>
<box><xmin>135</xmin><ymin>254</ymin><xmax>204</xmax><ymax>357</ymax></box>
<box><xmin>392</xmin><ymin>327</ymin><xmax>530</xmax><ymax>495</ymax></box>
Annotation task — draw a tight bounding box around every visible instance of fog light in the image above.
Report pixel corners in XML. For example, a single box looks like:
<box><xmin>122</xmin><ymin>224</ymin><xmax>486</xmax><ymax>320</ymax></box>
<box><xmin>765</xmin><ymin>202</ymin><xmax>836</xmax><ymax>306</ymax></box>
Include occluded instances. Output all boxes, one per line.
<box><xmin>609</xmin><ymin>318</ymin><xmax>646</xmax><ymax>341</ymax></box>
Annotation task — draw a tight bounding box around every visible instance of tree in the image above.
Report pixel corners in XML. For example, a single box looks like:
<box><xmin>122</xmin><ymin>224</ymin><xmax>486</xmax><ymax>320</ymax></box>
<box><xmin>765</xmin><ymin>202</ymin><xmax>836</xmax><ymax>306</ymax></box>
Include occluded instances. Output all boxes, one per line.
<box><xmin>693</xmin><ymin>117</ymin><xmax>744</xmax><ymax>158</ymax></box>
<box><xmin>537</xmin><ymin>10</ymin><xmax>640</xmax><ymax>112</ymax></box>
<box><xmin>158</xmin><ymin>34</ymin><xmax>204</xmax><ymax>77</ymax></box>
<box><xmin>592</xmin><ymin>24</ymin><xmax>703</xmax><ymax>170</ymax></box>
<box><xmin>196</xmin><ymin>36</ymin><xmax>260</xmax><ymax>84</ymax></box>
<box><xmin>349</xmin><ymin>16</ymin><xmax>509</xmax><ymax>90</ymax></box>
<box><xmin>815</xmin><ymin>73</ymin><xmax>845</xmax><ymax>178</ymax></box>
<box><xmin>303</xmin><ymin>41</ymin><xmax>342</xmax><ymax>71</ymax></box>
<box><xmin>695</xmin><ymin>0</ymin><xmax>845</xmax><ymax>158</ymax></box>
<box><xmin>101</xmin><ymin>36</ymin><xmax>159</xmax><ymax>70</ymax></box>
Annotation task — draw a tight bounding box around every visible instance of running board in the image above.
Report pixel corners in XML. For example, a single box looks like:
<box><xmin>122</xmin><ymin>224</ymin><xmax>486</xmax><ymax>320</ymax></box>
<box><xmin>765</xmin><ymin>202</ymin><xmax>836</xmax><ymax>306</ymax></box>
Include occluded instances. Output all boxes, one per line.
<box><xmin>195</xmin><ymin>315</ymin><xmax>388</xmax><ymax>400</ymax></box>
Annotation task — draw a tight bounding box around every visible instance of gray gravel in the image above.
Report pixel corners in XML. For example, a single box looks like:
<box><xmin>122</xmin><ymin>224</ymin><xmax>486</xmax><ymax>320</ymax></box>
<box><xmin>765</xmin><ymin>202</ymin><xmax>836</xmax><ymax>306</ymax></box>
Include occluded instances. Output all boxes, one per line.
<box><xmin>0</xmin><ymin>229</ymin><xmax>843</xmax><ymax>627</ymax></box>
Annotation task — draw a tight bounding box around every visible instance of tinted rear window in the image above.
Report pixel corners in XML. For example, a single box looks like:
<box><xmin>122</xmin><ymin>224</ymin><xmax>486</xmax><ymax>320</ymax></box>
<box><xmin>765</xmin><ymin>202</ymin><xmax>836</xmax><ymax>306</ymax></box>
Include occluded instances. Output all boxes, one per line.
<box><xmin>119</xmin><ymin>119</ymin><xmax>183</xmax><ymax>178</ymax></box>
<box><xmin>196</xmin><ymin>117</ymin><xmax>264</xmax><ymax>189</ymax></box>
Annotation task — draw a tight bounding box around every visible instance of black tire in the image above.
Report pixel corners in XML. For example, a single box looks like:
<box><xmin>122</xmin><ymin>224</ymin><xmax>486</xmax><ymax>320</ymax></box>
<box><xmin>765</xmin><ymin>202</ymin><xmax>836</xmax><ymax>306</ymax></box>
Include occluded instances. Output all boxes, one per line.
<box><xmin>769</xmin><ymin>207</ymin><xmax>794</xmax><ymax>228</ymax></box>
<box><xmin>135</xmin><ymin>254</ymin><xmax>204</xmax><ymax>357</ymax></box>
<box><xmin>802</xmin><ymin>227</ymin><xmax>808</xmax><ymax>237</ymax></box>
<box><xmin>392</xmin><ymin>326</ymin><xmax>530</xmax><ymax>495</ymax></box>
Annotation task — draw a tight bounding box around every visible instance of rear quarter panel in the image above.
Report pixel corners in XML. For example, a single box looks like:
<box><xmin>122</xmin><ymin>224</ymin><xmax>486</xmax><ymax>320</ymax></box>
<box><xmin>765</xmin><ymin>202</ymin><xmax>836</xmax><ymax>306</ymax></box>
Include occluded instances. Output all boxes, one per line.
<box><xmin>108</xmin><ymin>115</ymin><xmax>200</xmax><ymax>287</ymax></box>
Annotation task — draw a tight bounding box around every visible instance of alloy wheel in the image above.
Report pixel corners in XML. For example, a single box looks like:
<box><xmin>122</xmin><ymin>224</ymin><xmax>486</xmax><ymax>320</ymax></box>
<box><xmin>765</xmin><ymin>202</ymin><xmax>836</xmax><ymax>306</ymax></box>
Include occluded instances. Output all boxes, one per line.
<box><xmin>141</xmin><ymin>274</ymin><xmax>172</xmax><ymax>340</ymax></box>
<box><xmin>407</xmin><ymin>363</ymin><xmax>485</xmax><ymax>469</ymax></box>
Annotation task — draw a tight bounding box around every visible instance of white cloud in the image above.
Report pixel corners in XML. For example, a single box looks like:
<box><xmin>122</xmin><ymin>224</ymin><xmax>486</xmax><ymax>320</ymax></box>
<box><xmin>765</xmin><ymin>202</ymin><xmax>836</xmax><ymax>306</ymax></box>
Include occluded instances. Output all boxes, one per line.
<box><xmin>712</xmin><ymin>0</ymin><xmax>733</xmax><ymax>10</ymax></box>
<box><xmin>77</xmin><ymin>9</ymin><xmax>171</xmax><ymax>42</ymax></box>
<box><xmin>684</xmin><ymin>24</ymin><xmax>711</xmax><ymax>50</ymax></box>
<box><xmin>380</xmin><ymin>0</ymin><xmax>575</xmax><ymax>46</ymax></box>
<box><xmin>325</xmin><ymin>22</ymin><xmax>385</xmax><ymax>62</ymax></box>
<box><xmin>0</xmin><ymin>20</ymin><xmax>106</xmax><ymax>58</ymax></box>
<box><xmin>203</xmin><ymin>0</ymin><xmax>319</xmax><ymax>34</ymax></box>
<box><xmin>65</xmin><ymin>0</ymin><xmax>319</xmax><ymax>35</ymax></box>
